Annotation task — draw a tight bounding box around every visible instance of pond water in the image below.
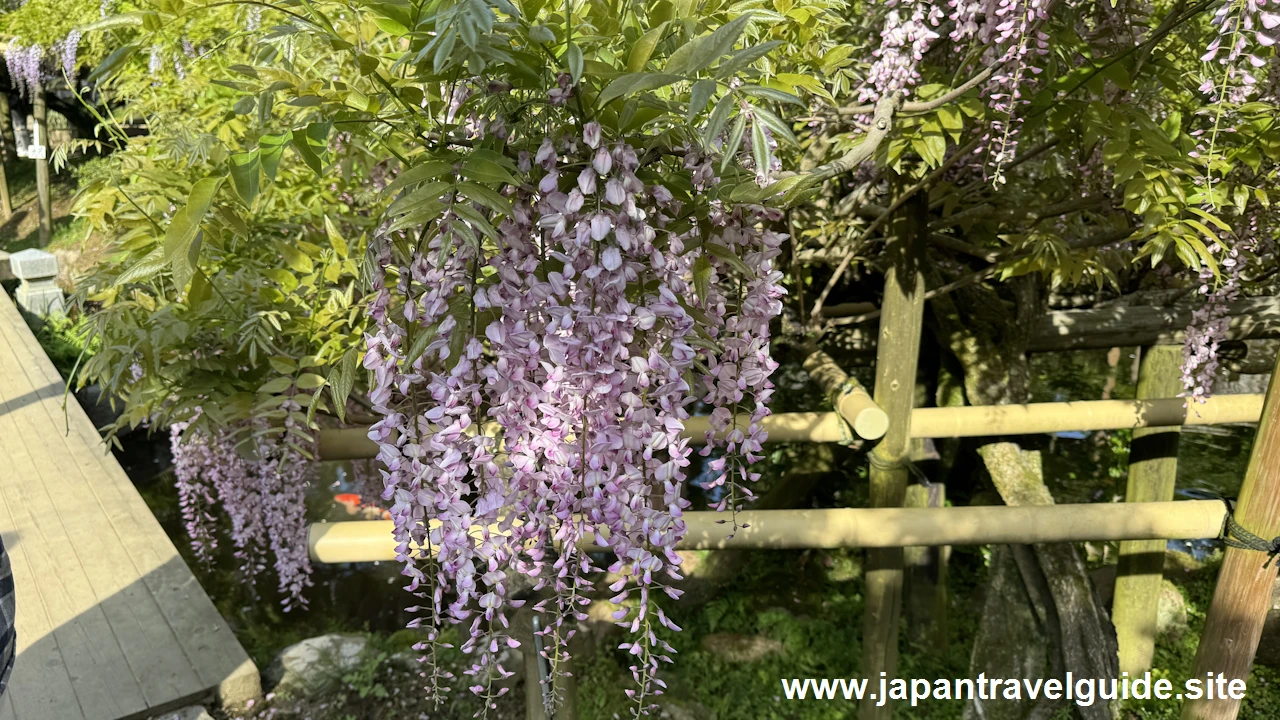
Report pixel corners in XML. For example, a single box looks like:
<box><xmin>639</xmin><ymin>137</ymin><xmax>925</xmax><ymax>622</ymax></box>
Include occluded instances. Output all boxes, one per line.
<box><xmin>114</xmin><ymin>346</ymin><xmax>1262</xmax><ymax>668</ymax></box>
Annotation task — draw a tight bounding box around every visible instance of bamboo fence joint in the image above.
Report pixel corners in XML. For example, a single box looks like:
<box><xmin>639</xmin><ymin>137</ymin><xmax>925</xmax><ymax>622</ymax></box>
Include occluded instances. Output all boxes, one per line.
<box><xmin>802</xmin><ymin>348</ymin><xmax>890</xmax><ymax>440</ymax></box>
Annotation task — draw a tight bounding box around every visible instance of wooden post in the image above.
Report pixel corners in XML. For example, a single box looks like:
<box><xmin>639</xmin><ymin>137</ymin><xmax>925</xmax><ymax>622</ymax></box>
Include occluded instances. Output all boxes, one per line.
<box><xmin>0</xmin><ymin>93</ymin><xmax>13</xmax><ymax>219</ymax></box>
<box><xmin>859</xmin><ymin>192</ymin><xmax>927</xmax><ymax>720</ymax></box>
<box><xmin>32</xmin><ymin>84</ymin><xmax>52</xmax><ymax>246</ymax></box>
<box><xmin>1181</xmin><ymin>352</ymin><xmax>1280</xmax><ymax>720</ymax></box>
<box><xmin>1113</xmin><ymin>345</ymin><xmax>1183</xmax><ymax>676</ymax></box>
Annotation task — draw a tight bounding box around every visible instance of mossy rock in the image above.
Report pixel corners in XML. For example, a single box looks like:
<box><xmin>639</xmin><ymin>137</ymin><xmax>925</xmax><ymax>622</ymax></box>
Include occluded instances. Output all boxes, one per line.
<box><xmin>699</xmin><ymin>633</ymin><xmax>784</xmax><ymax>663</ymax></box>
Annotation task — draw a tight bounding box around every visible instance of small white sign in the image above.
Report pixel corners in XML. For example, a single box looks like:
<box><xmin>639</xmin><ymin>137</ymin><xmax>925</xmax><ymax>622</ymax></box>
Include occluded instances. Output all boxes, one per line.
<box><xmin>26</xmin><ymin>145</ymin><xmax>46</xmax><ymax>160</ymax></box>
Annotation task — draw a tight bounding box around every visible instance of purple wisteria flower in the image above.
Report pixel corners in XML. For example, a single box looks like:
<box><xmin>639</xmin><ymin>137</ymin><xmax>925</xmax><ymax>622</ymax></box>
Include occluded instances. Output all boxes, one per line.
<box><xmin>169</xmin><ymin>413</ymin><xmax>315</xmax><ymax>609</ymax></box>
<box><xmin>860</xmin><ymin>0</ymin><xmax>942</xmax><ymax>102</ymax></box>
<box><xmin>5</xmin><ymin>43</ymin><xmax>43</xmax><ymax>99</ymax></box>
<box><xmin>364</xmin><ymin>125</ymin><xmax>786</xmax><ymax>714</ymax></box>
<box><xmin>59</xmin><ymin>30</ymin><xmax>80</xmax><ymax>84</ymax></box>
<box><xmin>1181</xmin><ymin>217</ymin><xmax>1258</xmax><ymax>402</ymax></box>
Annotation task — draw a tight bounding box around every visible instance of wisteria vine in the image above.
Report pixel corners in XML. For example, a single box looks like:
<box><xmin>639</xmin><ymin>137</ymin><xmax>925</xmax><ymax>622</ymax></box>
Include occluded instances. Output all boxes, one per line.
<box><xmin>364</xmin><ymin>121</ymin><xmax>784</xmax><ymax>714</ymax></box>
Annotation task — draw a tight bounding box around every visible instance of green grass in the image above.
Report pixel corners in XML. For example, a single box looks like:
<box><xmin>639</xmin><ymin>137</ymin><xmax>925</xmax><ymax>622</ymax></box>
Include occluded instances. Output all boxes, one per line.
<box><xmin>0</xmin><ymin>156</ymin><xmax>84</xmax><ymax>253</ymax></box>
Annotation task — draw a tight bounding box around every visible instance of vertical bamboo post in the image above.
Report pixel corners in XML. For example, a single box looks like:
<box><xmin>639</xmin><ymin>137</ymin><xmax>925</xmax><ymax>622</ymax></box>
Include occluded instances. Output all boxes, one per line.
<box><xmin>904</xmin><ymin>482</ymin><xmax>949</xmax><ymax>652</ymax></box>
<box><xmin>1181</xmin><ymin>351</ymin><xmax>1280</xmax><ymax>720</ymax></box>
<box><xmin>32</xmin><ymin>83</ymin><xmax>52</xmax><ymax>246</ymax></box>
<box><xmin>858</xmin><ymin>192</ymin><xmax>927</xmax><ymax>720</ymax></box>
<box><xmin>1113</xmin><ymin>345</ymin><xmax>1183</xmax><ymax>676</ymax></box>
<box><xmin>524</xmin><ymin>646</ymin><xmax>549</xmax><ymax>720</ymax></box>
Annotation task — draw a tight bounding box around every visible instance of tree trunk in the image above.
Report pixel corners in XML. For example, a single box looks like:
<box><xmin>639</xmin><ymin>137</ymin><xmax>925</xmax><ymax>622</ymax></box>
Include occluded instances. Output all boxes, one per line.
<box><xmin>927</xmin><ymin>268</ymin><xmax>1119</xmax><ymax>720</ymax></box>
<box><xmin>978</xmin><ymin>444</ymin><xmax>1119</xmax><ymax>720</ymax></box>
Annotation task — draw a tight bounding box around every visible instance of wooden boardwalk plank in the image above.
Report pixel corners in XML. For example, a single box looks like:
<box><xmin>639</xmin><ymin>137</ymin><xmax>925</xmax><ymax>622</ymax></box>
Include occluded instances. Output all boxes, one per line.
<box><xmin>0</xmin><ymin>291</ymin><xmax>258</xmax><ymax>719</ymax></box>
<box><xmin>0</xmin><ymin>525</ymin><xmax>84</xmax><ymax>720</ymax></box>
<box><xmin>0</xmin><ymin>300</ymin><xmax>254</xmax><ymax>696</ymax></box>
<box><xmin>0</xmin><ymin>311</ymin><xmax>205</xmax><ymax>709</ymax></box>
<box><xmin>0</xmin><ymin>411</ymin><xmax>149</xmax><ymax>719</ymax></box>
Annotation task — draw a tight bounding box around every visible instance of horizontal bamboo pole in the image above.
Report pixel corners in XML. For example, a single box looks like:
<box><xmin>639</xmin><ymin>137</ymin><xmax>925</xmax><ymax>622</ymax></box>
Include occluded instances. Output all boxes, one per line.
<box><xmin>317</xmin><ymin>394</ymin><xmax>1264</xmax><ymax>460</ymax></box>
<box><xmin>309</xmin><ymin>500</ymin><xmax>1230</xmax><ymax>564</ymax></box>
<box><xmin>910</xmin><ymin>393</ymin><xmax>1264</xmax><ymax>438</ymax></box>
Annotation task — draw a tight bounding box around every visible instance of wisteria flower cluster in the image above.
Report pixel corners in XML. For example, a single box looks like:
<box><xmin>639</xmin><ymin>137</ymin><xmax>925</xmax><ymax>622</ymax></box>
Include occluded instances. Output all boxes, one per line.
<box><xmin>1197</xmin><ymin>0</ymin><xmax>1280</xmax><ymax>193</ymax></box>
<box><xmin>1200</xmin><ymin>0</ymin><xmax>1279</xmax><ymax>103</ymax></box>
<box><xmin>5</xmin><ymin>30</ymin><xmax>84</xmax><ymax>97</ymax></box>
<box><xmin>4</xmin><ymin>42</ymin><xmax>42</xmax><ymax>99</ymax></box>
<box><xmin>1181</xmin><ymin>217</ymin><xmax>1258</xmax><ymax>402</ymax></box>
<box><xmin>170</xmin><ymin>413</ymin><xmax>315</xmax><ymax>611</ymax></box>
<box><xmin>860</xmin><ymin>0</ymin><xmax>1051</xmax><ymax>183</ymax></box>
<box><xmin>364</xmin><ymin>123</ymin><xmax>785</xmax><ymax>714</ymax></box>
<box><xmin>860</xmin><ymin>0</ymin><xmax>943</xmax><ymax>102</ymax></box>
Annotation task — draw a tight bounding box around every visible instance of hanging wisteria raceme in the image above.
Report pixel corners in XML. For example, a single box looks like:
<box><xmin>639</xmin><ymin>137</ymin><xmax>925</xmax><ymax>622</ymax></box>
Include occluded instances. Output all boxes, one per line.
<box><xmin>859</xmin><ymin>0</ymin><xmax>1052</xmax><ymax>183</ymax></box>
<box><xmin>5</xmin><ymin>31</ymin><xmax>84</xmax><ymax>98</ymax></box>
<box><xmin>1198</xmin><ymin>0</ymin><xmax>1280</xmax><ymax>195</ymax></box>
<box><xmin>977</xmin><ymin>0</ymin><xmax>1051</xmax><ymax>184</ymax></box>
<box><xmin>169</xmin><ymin>418</ymin><xmax>315</xmax><ymax>609</ymax></box>
<box><xmin>366</xmin><ymin>121</ymin><xmax>785</xmax><ymax>715</ymax></box>
<box><xmin>860</xmin><ymin>0</ymin><xmax>943</xmax><ymax>102</ymax></box>
<box><xmin>4</xmin><ymin>42</ymin><xmax>42</xmax><ymax>99</ymax></box>
<box><xmin>57</xmin><ymin>30</ymin><xmax>80</xmax><ymax>84</ymax></box>
<box><xmin>255</xmin><ymin>403</ymin><xmax>315</xmax><ymax>612</ymax></box>
<box><xmin>170</xmin><ymin>416</ymin><xmax>221</xmax><ymax>565</ymax></box>
<box><xmin>1181</xmin><ymin>218</ymin><xmax>1258</xmax><ymax>403</ymax></box>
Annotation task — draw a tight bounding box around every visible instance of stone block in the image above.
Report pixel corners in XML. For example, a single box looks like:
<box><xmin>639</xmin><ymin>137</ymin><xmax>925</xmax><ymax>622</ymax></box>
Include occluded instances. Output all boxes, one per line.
<box><xmin>217</xmin><ymin>657</ymin><xmax>264</xmax><ymax>710</ymax></box>
<box><xmin>264</xmin><ymin>633</ymin><xmax>369</xmax><ymax>693</ymax></box>
<box><xmin>8</xmin><ymin>248</ymin><xmax>58</xmax><ymax>280</ymax></box>
<box><xmin>15</xmin><ymin>278</ymin><xmax>64</xmax><ymax>316</ymax></box>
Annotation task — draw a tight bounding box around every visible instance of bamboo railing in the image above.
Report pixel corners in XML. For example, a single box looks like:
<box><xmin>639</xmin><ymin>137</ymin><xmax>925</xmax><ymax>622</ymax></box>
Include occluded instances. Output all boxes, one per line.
<box><xmin>315</xmin><ymin>393</ymin><xmax>1265</xmax><ymax>460</ymax></box>
<box><xmin>308</xmin><ymin>500</ymin><xmax>1230</xmax><ymax>564</ymax></box>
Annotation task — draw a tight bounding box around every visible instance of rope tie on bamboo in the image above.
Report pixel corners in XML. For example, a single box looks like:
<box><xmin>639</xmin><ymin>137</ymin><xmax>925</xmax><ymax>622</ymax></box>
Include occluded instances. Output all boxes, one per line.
<box><xmin>867</xmin><ymin>448</ymin><xmax>932</xmax><ymax>487</ymax></box>
<box><xmin>1219</xmin><ymin>497</ymin><xmax>1280</xmax><ymax>569</ymax></box>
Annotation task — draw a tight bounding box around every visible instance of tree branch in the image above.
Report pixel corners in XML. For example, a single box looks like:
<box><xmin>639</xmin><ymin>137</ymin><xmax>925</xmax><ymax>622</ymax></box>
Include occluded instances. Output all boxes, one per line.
<box><xmin>836</xmin><ymin>66</ymin><xmax>996</xmax><ymax>117</ymax></box>
<box><xmin>809</xmin><ymin>135</ymin><xmax>981</xmax><ymax>321</ymax></box>
<box><xmin>824</xmin><ymin>226</ymin><xmax>1139</xmax><ymax>327</ymax></box>
<box><xmin>808</xmin><ymin>93</ymin><xmax>903</xmax><ymax>183</ymax></box>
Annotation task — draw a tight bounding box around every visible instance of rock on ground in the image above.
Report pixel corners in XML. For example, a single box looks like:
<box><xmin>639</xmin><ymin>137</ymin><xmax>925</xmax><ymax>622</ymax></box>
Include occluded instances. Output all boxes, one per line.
<box><xmin>264</xmin><ymin>633</ymin><xmax>370</xmax><ymax>693</ymax></box>
<box><xmin>1089</xmin><ymin>565</ymin><xmax>1188</xmax><ymax>639</ymax></box>
<box><xmin>699</xmin><ymin>633</ymin><xmax>783</xmax><ymax>663</ymax></box>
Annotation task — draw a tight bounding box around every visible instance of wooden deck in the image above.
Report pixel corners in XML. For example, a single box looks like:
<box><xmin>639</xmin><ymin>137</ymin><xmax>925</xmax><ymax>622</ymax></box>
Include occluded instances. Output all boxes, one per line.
<box><xmin>0</xmin><ymin>290</ymin><xmax>259</xmax><ymax>720</ymax></box>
